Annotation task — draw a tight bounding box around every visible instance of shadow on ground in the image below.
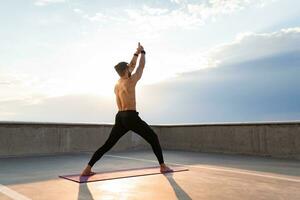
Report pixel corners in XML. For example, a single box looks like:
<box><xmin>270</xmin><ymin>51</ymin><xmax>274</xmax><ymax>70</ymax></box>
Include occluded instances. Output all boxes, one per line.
<box><xmin>163</xmin><ymin>173</ymin><xmax>192</xmax><ymax>200</ymax></box>
<box><xmin>78</xmin><ymin>183</ymin><xmax>94</xmax><ymax>200</ymax></box>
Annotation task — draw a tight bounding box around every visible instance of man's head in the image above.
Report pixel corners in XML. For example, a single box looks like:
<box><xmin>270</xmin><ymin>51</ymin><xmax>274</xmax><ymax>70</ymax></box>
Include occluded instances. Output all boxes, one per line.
<box><xmin>114</xmin><ymin>62</ymin><xmax>131</xmax><ymax>78</ymax></box>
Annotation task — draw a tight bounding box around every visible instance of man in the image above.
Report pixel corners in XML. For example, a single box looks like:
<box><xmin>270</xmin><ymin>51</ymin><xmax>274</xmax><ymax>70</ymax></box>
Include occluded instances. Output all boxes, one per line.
<box><xmin>81</xmin><ymin>42</ymin><xmax>173</xmax><ymax>176</ymax></box>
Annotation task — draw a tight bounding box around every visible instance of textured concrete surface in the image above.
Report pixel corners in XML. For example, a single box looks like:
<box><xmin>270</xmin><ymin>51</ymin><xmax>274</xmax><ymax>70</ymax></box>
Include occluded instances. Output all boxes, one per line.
<box><xmin>159</xmin><ymin>122</ymin><xmax>300</xmax><ymax>159</ymax></box>
<box><xmin>0</xmin><ymin>121</ymin><xmax>299</xmax><ymax>159</ymax></box>
<box><xmin>0</xmin><ymin>150</ymin><xmax>299</xmax><ymax>200</ymax></box>
<box><xmin>0</xmin><ymin>122</ymin><xmax>157</xmax><ymax>157</ymax></box>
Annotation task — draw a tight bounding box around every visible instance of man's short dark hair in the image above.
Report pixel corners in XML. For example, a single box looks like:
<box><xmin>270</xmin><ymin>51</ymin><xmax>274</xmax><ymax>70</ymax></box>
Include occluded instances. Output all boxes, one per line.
<box><xmin>114</xmin><ymin>62</ymin><xmax>128</xmax><ymax>77</ymax></box>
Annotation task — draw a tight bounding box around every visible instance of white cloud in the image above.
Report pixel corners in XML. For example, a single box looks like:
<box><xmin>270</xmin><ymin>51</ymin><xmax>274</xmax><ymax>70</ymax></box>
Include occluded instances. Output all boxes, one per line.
<box><xmin>73</xmin><ymin>8</ymin><xmax>83</xmax><ymax>14</ymax></box>
<box><xmin>187</xmin><ymin>0</ymin><xmax>246</xmax><ymax>16</ymax></box>
<box><xmin>205</xmin><ymin>27</ymin><xmax>300</xmax><ymax>67</ymax></box>
<box><xmin>166</xmin><ymin>27</ymin><xmax>300</xmax><ymax>75</ymax></box>
<box><xmin>80</xmin><ymin>0</ymin><xmax>276</xmax><ymax>36</ymax></box>
<box><xmin>34</xmin><ymin>0</ymin><xmax>65</xmax><ymax>6</ymax></box>
<box><xmin>186</xmin><ymin>0</ymin><xmax>276</xmax><ymax>20</ymax></box>
<box><xmin>124</xmin><ymin>7</ymin><xmax>203</xmax><ymax>34</ymax></box>
<box><xmin>84</xmin><ymin>12</ymin><xmax>108</xmax><ymax>22</ymax></box>
<box><xmin>170</xmin><ymin>0</ymin><xmax>186</xmax><ymax>5</ymax></box>
<box><xmin>142</xmin><ymin>5</ymin><xmax>169</xmax><ymax>15</ymax></box>
<box><xmin>148</xmin><ymin>26</ymin><xmax>300</xmax><ymax>82</ymax></box>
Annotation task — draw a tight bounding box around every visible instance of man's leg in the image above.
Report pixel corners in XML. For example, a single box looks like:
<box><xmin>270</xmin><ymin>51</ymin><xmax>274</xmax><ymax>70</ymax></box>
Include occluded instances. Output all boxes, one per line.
<box><xmin>130</xmin><ymin>116</ymin><xmax>164</xmax><ymax>165</ymax></box>
<box><xmin>87</xmin><ymin>123</ymin><xmax>128</xmax><ymax>167</ymax></box>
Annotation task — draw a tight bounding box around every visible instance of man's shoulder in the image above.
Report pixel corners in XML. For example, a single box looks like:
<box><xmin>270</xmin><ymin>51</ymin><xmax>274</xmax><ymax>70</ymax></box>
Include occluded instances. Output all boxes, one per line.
<box><xmin>129</xmin><ymin>74</ymin><xmax>139</xmax><ymax>83</ymax></box>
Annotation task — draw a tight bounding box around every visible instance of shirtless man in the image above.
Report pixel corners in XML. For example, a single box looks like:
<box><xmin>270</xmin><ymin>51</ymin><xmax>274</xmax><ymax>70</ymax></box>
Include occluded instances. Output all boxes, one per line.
<box><xmin>81</xmin><ymin>42</ymin><xmax>173</xmax><ymax>176</ymax></box>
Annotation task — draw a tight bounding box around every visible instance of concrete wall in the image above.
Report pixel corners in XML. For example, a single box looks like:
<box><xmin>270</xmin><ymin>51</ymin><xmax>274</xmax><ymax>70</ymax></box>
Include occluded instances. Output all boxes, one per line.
<box><xmin>158</xmin><ymin>122</ymin><xmax>300</xmax><ymax>159</ymax></box>
<box><xmin>0</xmin><ymin>121</ymin><xmax>299</xmax><ymax>159</ymax></box>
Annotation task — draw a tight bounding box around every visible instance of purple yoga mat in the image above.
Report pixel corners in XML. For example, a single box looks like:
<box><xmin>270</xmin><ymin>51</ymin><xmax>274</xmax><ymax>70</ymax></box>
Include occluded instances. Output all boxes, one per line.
<box><xmin>59</xmin><ymin>165</ymin><xmax>189</xmax><ymax>183</ymax></box>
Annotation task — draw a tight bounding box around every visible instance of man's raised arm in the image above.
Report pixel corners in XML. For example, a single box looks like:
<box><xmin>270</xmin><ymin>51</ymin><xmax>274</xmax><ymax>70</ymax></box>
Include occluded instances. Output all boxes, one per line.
<box><xmin>128</xmin><ymin>42</ymin><xmax>143</xmax><ymax>73</ymax></box>
<box><xmin>132</xmin><ymin>49</ymin><xmax>145</xmax><ymax>82</ymax></box>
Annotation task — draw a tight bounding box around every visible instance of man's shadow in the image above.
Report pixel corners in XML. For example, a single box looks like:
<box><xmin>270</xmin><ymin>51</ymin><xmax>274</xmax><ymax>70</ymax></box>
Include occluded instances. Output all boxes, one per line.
<box><xmin>162</xmin><ymin>172</ymin><xmax>192</xmax><ymax>200</ymax></box>
<box><xmin>78</xmin><ymin>183</ymin><xmax>94</xmax><ymax>200</ymax></box>
<box><xmin>77</xmin><ymin>171</ymin><xmax>192</xmax><ymax>200</ymax></box>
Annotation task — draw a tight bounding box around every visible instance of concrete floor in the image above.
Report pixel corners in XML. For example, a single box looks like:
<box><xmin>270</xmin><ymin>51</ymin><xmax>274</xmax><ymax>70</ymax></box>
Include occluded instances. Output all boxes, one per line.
<box><xmin>0</xmin><ymin>150</ymin><xmax>300</xmax><ymax>200</ymax></box>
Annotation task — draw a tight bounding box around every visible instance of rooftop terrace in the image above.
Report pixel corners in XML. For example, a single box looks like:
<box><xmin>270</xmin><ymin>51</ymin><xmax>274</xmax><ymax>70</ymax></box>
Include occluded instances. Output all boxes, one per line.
<box><xmin>0</xmin><ymin>121</ymin><xmax>299</xmax><ymax>199</ymax></box>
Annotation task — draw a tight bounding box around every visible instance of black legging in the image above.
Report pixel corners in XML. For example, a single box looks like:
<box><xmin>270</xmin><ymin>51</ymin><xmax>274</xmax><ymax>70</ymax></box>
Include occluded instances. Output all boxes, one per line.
<box><xmin>88</xmin><ymin>110</ymin><xmax>164</xmax><ymax>167</ymax></box>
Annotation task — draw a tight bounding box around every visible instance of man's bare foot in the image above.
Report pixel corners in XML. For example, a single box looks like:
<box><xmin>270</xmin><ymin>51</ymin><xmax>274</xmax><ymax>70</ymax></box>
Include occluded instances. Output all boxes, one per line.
<box><xmin>160</xmin><ymin>163</ymin><xmax>174</xmax><ymax>173</ymax></box>
<box><xmin>80</xmin><ymin>165</ymin><xmax>96</xmax><ymax>176</ymax></box>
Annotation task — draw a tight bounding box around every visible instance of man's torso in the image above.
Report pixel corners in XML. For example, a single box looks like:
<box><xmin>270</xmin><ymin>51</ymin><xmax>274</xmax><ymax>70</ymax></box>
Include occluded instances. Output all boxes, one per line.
<box><xmin>115</xmin><ymin>78</ymin><xmax>137</xmax><ymax>111</ymax></box>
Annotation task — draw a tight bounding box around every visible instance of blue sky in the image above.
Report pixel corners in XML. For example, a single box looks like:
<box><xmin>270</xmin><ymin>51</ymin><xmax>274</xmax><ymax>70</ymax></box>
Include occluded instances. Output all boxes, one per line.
<box><xmin>0</xmin><ymin>0</ymin><xmax>300</xmax><ymax>124</ymax></box>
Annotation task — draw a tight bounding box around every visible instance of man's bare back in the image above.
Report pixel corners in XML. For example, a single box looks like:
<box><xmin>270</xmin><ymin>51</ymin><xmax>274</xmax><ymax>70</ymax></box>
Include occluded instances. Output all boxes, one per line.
<box><xmin>115</xmin><ymin>77</ymin><xmax>137</xmax><ymax>111</ymax></box>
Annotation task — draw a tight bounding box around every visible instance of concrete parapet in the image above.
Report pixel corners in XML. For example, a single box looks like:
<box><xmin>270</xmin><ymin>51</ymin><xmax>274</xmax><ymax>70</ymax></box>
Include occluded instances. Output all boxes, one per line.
<box><xmin>0</xmin><ymin>121</ymin><xmax>299</xmax><ymax>159</ymax></box>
